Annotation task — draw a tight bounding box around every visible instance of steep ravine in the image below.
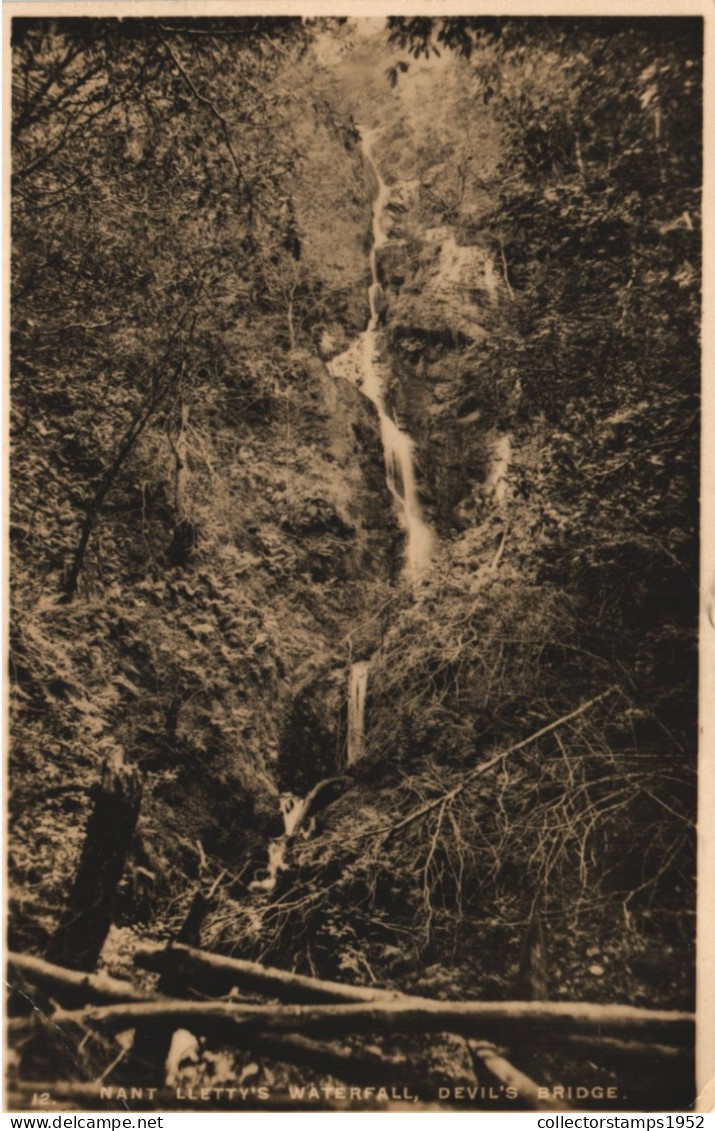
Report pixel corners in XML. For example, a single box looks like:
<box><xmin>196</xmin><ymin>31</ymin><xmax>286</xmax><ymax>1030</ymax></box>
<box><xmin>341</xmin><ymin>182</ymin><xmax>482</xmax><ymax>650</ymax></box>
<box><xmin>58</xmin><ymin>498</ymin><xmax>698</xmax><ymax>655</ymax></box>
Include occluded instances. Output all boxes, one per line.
<box><xmin>8</xmin><ymin>48</ymin><xmax>404</xmax><ymax>956</ymax></box>
<box><xmin>256</xmin><ymin>124</ymin><xmax>439</xmax><ymax>876</ymax></box>
<box><xmin>242</xmin><ymin>51</ymin><xmax>519</xmax><ymax>888</ymax></box>
<box><xmin>253</xmin><ymin>108</ymin><xmax>511</xmax><ymax>889</ymax></box>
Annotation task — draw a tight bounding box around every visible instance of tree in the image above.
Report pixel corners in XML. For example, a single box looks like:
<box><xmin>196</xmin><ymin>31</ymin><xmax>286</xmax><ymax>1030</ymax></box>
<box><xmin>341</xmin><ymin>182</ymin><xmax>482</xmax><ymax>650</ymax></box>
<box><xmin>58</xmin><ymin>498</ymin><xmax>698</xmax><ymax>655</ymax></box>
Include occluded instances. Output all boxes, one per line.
<box><xmin>11</xmin><ymin>17</ymin><xmax>308</xmax><ymax>596</ymax></box>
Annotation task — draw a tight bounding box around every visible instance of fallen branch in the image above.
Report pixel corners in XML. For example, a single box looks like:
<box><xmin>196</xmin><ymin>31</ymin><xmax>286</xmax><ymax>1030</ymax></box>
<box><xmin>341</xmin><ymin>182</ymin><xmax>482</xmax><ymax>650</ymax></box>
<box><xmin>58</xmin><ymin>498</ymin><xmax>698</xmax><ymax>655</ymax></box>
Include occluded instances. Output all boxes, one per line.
<box><xmin>562</xmin><ymin>1033</ymin><xmax>694</xmax><ymax>1062</ymax></box>
<box><xmin>19</xmin><ymin>996</ymin><xmax>693</xmax><ymax>1045</ymax></box>
<box><xmin>134</xmin><ymin>942</ymin><xmax>404</xmax><ymax>1005</ymax></box>
<box><xmin>250</xmin><ymin>1030</ymin><xmax>430</xmax><ymax>1094</ymax></box>
<box><xmin>7</xmin><ymin>952</ymin><xmax>158</xmax><ymax>1007</ymax></box>
<box><xmin>384</xmin><ymin>687</ymin><xmax>620</xmax><ymax>840</ymax></box>
<box><xmin>470</xmin><ymin>1040</ymin><xmax>571</xmax><ymax>1112</ymax></box>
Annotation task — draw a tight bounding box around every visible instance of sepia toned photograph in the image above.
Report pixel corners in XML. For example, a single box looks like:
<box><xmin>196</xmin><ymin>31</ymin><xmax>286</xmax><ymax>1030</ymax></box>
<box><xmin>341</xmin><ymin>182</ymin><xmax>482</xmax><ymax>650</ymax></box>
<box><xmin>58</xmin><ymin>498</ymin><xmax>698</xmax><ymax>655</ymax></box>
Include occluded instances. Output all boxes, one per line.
<box><xmin>6</xmin><ymin>6</ymin><xmax>702</xmax><ymax>1114</ymax></box>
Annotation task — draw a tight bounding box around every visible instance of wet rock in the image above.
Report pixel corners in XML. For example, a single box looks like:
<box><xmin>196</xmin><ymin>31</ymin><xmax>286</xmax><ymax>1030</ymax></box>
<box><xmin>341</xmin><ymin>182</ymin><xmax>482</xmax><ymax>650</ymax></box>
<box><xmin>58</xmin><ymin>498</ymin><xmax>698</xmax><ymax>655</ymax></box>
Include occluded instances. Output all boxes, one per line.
<box><xmin>280</xmin><ymin>665</ymin><xmax>347</xmax><ymax>789</ymax></box>
<box><xmin>148</xmin><ymin>763</ymin><xmax>284</xmax><ymax>876</ymax></box>
<box><xmin>387</xmin><ymin>179</ymin><xmax>421</xmax><ymax>214</ymax></box>
<box><xmin>295</xmin><ymin>350</ymin><xmax>400</xmax><ymax>574</ymax></box>
<box><xmin>375</xmin><ymin>239</ymin><xmax>412</xmax><ymax>287</ymax></box>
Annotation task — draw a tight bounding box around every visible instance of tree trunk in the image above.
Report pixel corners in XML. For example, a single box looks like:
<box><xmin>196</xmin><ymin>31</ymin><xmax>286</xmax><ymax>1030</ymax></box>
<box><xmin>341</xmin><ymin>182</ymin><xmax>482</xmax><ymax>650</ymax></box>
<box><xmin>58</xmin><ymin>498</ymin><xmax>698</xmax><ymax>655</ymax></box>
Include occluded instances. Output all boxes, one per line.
<box><xmin>134</xmin><ymin>942</ymin><xmax>404</xmax><ymax>1005</ymax></box>
<box><xmin>62</xmin><ymin>391</ymin><xmax>169</xmax><ymax>600</ymax></box>
<box><xmin>173</xmin><ymin>397</ymin><xmax>189</xmax><ymax>522</ymax></box>
<box><xmin>516</xmin><ymin>895</ymin><xmax>549</xmax><ymax>1001</ymax></box>
<box><xmin>45</xmin><ymin>750</ymin><xmax>142</xmax><ymax>971</ymax></box>
<box><xmin>7</xmin><ymin>952</ymin><xmax>158</xmax><ymax>1008</ymax></box>
<box><xmin>38</xmin><ymin>997</ymin><xmax>694</xmax><ymax>1045</ymax></box>
<box><xmin>287</xmin><ymin>289</ymin><xmax>296</xmax><ymax>351</ymax></box>
<box><xmin>167</xmin><ymin>394</ymin><xmax>197</xmax><ymax>565</ymax></box>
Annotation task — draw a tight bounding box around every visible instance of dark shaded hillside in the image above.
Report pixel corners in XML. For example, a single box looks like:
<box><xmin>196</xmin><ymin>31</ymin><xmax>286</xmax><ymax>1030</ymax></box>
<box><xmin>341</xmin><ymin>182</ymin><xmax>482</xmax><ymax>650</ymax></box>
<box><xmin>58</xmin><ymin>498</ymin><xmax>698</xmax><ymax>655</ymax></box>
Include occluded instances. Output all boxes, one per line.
<box><xmin>8</xmin><ymin>15</ymin><xmax>700</xmax><ymax>1113</ymax></box>
<box><xmin>9</xmin><ymin>16</ymin><xmax>396</xmax><ymax>952</ymax></box>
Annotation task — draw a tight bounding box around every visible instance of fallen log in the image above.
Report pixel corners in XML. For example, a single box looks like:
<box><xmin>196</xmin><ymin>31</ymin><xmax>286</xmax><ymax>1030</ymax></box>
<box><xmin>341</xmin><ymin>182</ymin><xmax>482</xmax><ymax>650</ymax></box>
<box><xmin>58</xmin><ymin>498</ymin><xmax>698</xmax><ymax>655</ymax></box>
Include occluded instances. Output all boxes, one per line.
<box><xmin>135</xmin><ymin>942</ymin><xmax>404</xmax><ymax>1005</ymax></box>
<box><xmin>132</xmin><ymin>947</ymin><xmax>694</xmax><ymax>1055</ymax></box>
<box><xmin>19</xmin><ymin>997</ymin><xmax>693</xmax><ymax>1045</ymax></box>
<box><xmin>7</xmin><ymin>958</ymin><xmax>523</xmax><ymax>1104</ymax></box>
<box><xmin>562</xmin><ymin>1033</ymin><xmax>694</xmax><ymax>1063</ymax></box>
<box><xmin>470</xmin><ymin>1040</ymin><xmax>571</xmax><ymax>1112</ymax></box>
<box><xmin>7</xmin><ymin>952</ymin><xmax>158</xmax><ymax>1008</ymax></box>
<box><xmin>248</xmin><ymin>1031</ymin><xmax>434</xmax><ymax>1095</ymax></box>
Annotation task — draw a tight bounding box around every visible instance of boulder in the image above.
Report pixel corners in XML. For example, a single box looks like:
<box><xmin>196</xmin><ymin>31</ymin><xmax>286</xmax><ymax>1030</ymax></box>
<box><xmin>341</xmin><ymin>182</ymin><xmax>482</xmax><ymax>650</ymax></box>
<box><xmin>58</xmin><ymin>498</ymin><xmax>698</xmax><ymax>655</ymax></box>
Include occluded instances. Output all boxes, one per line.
<box><xmin>375</xmin><ymin>239</ymin><xmax>412</xmax><ymax>287</ymax></box>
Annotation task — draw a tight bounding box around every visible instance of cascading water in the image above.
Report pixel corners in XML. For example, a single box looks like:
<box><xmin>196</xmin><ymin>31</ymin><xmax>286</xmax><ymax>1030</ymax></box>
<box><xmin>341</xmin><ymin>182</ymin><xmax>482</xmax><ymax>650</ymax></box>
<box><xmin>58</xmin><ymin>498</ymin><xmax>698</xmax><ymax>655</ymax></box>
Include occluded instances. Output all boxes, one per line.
<box><xmin>249</xmin><ymin>793</ymin><xmax>307</xmax><ymax>894</ymax></box>
<box><xmin>347</xmin><ymin>659</ymin><xmax>369</xmax><ymax>766</ymax></box>
<box><xmin>328</xmin><ymin>126</ymin><xmax>437</xmax><ymax>766</ymax></box>
<box><xmin>361</xmin><ymin>128</ymin><xmax>434</xmax><ymax>580</ymax></box>
<box><xmin>331</xmin><ymin>127</ymin><xmax>434</xmax><ymax>583</ymax></box>
<box><xmin>247</xmin><ymin>133</ymin><xmax>442</xmax><ymax>878</ymax></box>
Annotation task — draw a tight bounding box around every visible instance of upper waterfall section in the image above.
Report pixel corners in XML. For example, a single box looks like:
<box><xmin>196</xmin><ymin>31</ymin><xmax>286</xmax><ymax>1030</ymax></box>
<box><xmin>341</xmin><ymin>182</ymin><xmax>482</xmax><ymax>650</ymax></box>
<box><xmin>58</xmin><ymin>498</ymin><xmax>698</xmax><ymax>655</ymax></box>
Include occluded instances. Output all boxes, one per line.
<box><xmin>328</xmin><ymin>126</ymin><xmax>433</xmax><ymax>582</ymax></box>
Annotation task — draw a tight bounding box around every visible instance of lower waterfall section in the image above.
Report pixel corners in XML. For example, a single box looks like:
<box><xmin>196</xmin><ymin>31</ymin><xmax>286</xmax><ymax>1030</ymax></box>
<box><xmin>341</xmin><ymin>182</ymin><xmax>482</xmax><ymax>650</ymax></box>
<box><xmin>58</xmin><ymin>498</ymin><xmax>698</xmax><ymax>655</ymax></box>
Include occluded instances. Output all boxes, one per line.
<box><xmin>347</xmin><ymin>660</ymin><xmax>370</xmax><ymax>766</ymax></box>
<box><xmin>249</xmin><ymin>793</ymin><xmax>307</xmax><ymax>894</ymax></box>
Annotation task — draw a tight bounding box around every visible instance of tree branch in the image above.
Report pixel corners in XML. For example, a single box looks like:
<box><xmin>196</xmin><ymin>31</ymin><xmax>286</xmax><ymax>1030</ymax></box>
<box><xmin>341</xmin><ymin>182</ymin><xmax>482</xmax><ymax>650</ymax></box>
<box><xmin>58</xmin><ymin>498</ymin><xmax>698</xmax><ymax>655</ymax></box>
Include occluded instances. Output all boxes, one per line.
<box><xmin>134</xmin><ymin>942</ymin><xmax>403</xmax><ymax>1005</ymax></box>
<box><xmin>383</xmin><ymin>686</ymin><xmax>621</xmax><ymax>841</ymax></box>
<box><xmin>157</xmin><ymin>34</ymin><xmax>252</xmax><ymax>215</ymax></box>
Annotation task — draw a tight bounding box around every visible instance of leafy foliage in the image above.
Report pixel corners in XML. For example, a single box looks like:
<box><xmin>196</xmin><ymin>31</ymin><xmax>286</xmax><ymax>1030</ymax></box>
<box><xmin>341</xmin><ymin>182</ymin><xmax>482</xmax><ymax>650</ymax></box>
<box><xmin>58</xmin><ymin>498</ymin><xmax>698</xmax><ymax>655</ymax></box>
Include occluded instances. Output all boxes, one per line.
<box><xmin>9</xmin><ymin>18</ymin><xmax>393</xmax><ymax>956</ymax></box>
<box><xmin>9</xmin><ymin>19</ymin><xmax>699</xmax><ymax>1087</ymax></box>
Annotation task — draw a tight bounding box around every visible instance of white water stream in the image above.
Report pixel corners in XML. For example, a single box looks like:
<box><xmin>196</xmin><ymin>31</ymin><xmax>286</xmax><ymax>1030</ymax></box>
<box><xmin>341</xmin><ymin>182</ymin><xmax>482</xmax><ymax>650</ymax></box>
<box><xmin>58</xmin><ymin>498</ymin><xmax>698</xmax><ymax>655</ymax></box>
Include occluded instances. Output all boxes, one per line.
<box><xmin>347</xmin><ymin>659</ymin><xmax>370</xmax><ymax>766</ymax></box>
<box><xmin>249</xmin><ymin>793</ymin><xmax>308</xmax><ymax>894</ymax></box>
<box><xmin>358</xmin><ymin>127</ymin><xmax>434</xmax><ymax>581</ymax></box>
<box><xmin>332</xmin><ymin>127</ymin><xmax>437</xmax><ymax>766</ymax></box>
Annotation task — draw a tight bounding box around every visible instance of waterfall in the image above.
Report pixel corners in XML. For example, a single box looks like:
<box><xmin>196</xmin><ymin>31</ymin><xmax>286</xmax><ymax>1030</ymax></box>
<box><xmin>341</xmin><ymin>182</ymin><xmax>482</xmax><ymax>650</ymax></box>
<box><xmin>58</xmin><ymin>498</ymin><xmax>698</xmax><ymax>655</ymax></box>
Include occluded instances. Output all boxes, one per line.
<box><xmin>347</xmin><ymin>659</ymin><xmax>369</xmax><ymax>765</ymax></box>
<box><xmin>327</xmin><ymin>127</ymin><xmax>437</xmax><ymax>767</ymax></box>
<box><xmin>249</xmin><ymin>793</ymin><xmax>307</xmax><ymax>893</ymax></box>
<box><xmin>280</xmin><ymin>792</ymin><xmax>308</xmax><ymax>837</ymax></box>
<box><xmin>360</xmin><ymin>127</ymin><xmax>434</xmax><ymax>581</ymax></box>
<box><xmin>330</xmin><ymin>127</ymin><xmax>434</xmax><ymax>583</ymax></box>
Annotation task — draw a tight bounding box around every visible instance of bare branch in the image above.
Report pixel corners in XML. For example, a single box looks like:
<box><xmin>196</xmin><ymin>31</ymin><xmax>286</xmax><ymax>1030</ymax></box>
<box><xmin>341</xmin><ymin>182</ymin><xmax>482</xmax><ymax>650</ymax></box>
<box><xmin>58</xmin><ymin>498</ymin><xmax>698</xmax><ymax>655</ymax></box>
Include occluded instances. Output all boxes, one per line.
<box><xmin>383</xmin><ymin>687</ymin><xmax>621</xmax><ymax>841</ymax></box>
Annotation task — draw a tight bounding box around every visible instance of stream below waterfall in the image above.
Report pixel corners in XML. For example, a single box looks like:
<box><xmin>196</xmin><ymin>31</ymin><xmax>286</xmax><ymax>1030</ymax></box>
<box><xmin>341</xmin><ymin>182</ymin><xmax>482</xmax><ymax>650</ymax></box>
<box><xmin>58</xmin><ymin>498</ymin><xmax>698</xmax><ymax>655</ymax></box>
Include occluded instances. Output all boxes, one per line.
<box><xmin>249</xmin><ymin>793</ymin><xmax>309</xmax><ymax>893</ymax></box>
